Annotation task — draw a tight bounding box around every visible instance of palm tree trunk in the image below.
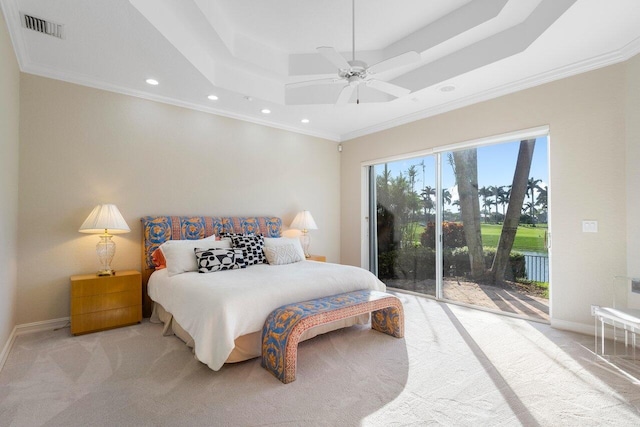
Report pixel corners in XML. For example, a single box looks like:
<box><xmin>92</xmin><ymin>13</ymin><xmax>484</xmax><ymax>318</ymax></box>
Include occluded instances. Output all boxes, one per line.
<box><xmin>490</xmin><ymin>140</ymin><xmax>536</xmax><ymax>282</ymax></box>
<box><xmin>452</xmin><ymin>149</ymin><xmax>485</xmax><ymax>278</ymax></box>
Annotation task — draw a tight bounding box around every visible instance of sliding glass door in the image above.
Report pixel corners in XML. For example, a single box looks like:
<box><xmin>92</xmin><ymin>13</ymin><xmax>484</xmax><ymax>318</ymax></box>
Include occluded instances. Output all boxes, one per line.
<box><xmin>372</xmin><ymin>157</ymin><xmax>437</xmax><ymax>297</ymax></box>
<box><xmin>369</xmin><ymin>134</ymin><xmax>550</xmax><ymax>322</ymax></box>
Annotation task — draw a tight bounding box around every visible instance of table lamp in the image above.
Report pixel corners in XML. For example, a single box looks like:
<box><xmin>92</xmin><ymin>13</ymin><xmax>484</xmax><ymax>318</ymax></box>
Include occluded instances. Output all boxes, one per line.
<box><xmin>79</xmin><ymin>204</ymin><xmax>130</xmax><ymax>276</ymax></box>
<box><xmin>290</xmin><ymin>210</ymin><xmax>318</xmax><ymax>258</ymax></box>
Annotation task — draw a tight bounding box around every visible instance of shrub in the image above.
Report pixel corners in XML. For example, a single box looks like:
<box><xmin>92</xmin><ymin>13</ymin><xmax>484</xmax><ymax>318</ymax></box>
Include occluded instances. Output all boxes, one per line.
<box><xmin>379</xmin><ymin>245</ymin><xmax>526</xmax><ymax>281</ymax></box>
<box><xmin>378</xmin><ymin>250</ymin><xmax>398</xmax><ymax>279</ymax></box>
<box><xmin>420</xmin><ymin>221</ymin><xmax>466</xmax><ymax>249</ymax></box>
<box><xmin>394</xmin><ymin>246</ymin><xmax>436</xmax><ymax>281</ymax></box>
<box><xmin>445</xmin><ymin>246</ymin><xmax>525</xmax><ymax>280</ymax></box>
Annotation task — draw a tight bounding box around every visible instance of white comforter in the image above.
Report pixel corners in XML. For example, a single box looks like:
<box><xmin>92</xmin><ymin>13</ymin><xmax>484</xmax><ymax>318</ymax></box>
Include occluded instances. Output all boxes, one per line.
<box><xmin>148</xmin><ymin>261</ymin><xmax>386</xmax><ymax>370</ymax></box>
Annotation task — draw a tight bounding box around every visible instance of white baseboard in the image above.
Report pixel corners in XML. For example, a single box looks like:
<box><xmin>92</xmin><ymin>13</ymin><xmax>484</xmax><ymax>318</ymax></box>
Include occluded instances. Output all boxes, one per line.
<box><xmin>0</xmin><ymin>317</ymin><xmax>70</xmax><ymax>373</ymax></box>
<box><xmin>550</xmin><ymin>318</ymin><xmax>594</xmax><ymax>336</ymax></box>
<box><xmin>0</xmin><ymin>327</ymin><xmax>17</xmax><ymax>372</ymax></box>
<box><xmin>14</xmin><ymin>317</ymin><xmax>70</xmax><ymax>336</ymax></box>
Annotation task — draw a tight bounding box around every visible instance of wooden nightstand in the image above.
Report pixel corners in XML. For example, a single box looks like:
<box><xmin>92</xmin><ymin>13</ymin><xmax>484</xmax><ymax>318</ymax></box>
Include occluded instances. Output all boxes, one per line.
<box><xmin>70</xmin><ymin>270</ymin><xmax>142</xmax><ymax>335</ymax></box>
<box><xmin>307</xmin><ymin>255</ymin><xmax>326</xmax><ymax>262</ymax></box>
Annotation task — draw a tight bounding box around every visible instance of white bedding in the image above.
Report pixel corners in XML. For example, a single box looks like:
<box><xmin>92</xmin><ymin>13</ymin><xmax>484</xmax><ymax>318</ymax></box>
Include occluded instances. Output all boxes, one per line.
<box><xmin>148</xmin><ymin>260</ymin><xmax>386</xmax><ymax>370</ymax></box>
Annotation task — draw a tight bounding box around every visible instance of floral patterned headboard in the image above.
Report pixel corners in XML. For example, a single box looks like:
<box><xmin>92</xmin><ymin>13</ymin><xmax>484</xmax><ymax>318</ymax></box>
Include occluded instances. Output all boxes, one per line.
<box><xmin>139</xmin><ymin>215</ymin><xmax>282</xmax><ymax>316</ymax></box>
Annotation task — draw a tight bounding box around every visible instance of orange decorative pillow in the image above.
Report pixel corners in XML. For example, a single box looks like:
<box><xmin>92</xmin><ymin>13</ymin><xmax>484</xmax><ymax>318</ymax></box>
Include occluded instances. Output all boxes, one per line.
<box><xmin>151</xmin><ymin>248</ymin><xmax>166</xmax><ymax>270</ymax></box>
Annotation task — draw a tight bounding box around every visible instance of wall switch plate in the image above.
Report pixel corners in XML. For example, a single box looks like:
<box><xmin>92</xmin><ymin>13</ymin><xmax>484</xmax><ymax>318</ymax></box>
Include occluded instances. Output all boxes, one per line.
<box><xmin>582</xmin><ymin>220</ymin><xmax>598</xmax><ymax>233</ymax></box>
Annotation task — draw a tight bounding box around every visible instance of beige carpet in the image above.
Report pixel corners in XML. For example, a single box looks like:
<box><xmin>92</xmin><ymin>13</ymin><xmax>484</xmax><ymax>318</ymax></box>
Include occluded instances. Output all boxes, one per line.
<box><xmin>1</xmin><ymin>293</ymin><xmax>639</xmax><ymax>426</ymax></box>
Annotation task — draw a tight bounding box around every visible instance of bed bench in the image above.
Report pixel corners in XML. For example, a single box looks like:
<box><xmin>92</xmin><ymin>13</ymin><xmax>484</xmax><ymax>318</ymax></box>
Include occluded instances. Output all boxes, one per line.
<box><xmin>261</xmin><ymin>289</ymin><xmax>404</xmax><ymax>383</ymax></box>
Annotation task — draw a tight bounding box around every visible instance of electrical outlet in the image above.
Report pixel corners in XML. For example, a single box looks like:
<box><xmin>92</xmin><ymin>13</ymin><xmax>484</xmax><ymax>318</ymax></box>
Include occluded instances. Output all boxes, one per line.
<box><xmin>590</xmin><ymin>305</ymin><xmax>599</xmax><ymax>316</ymax></box>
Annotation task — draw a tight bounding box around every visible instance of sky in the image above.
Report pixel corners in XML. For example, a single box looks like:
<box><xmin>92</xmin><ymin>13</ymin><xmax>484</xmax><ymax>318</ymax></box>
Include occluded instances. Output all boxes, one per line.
<box><xmin>375</xmin><ymin>136</ymin><xmax>549</xmax><ymax>205</ymax></box>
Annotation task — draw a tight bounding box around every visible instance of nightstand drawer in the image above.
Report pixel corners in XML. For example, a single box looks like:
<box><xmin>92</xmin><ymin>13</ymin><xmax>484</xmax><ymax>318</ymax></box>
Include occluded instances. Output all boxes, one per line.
<box><xmin>71</xmin><ymin>290</ymin><xmax>140</xmax><ymax>315</ymax></box>
<box><xmin>70</xmin><ymin>271</ymin><xmax>140</xmax><ymax>297</ymax></box>
<box><xmin>71</xmin><ymin>306</ymin><xmax>142</xmax><ymax>335</ymax></box>
<box><xmin>70</xmin><ymin>270</ymin><xmax>142</xmax><ymax>335</ymax></box>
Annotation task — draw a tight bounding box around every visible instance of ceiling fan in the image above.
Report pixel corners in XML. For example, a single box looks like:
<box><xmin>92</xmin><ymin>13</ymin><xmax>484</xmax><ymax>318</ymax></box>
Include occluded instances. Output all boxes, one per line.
<box><xmin>288</xmin><ymin>0</ymin><xmax>421</xmax><ymax>105</ymax></box>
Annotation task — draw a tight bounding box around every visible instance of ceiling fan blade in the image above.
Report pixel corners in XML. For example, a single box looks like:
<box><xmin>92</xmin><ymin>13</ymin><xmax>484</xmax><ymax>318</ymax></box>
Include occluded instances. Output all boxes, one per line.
<box><xmin>317</xmin><ymin>46</ymin><xmax>351</xmax><ymax>70</ymax></box>
<box><xmin>336</xmin><ymin>84</ymin><xmax>355</xmax><ymax>105</ymax></box>
<box><xmin>366</xmin><ymin>79</ymin><xmax>411</xmax><ymax>98</ymax></box>
<box><xmin>286</xmin><ymin>78</ymin><xmax>342</xmax><ymax>89</ymax></box>
<box><xmin>367</xmin><ymin>51</ymin><xmax>421</xmax><ymax>75</ymax></box>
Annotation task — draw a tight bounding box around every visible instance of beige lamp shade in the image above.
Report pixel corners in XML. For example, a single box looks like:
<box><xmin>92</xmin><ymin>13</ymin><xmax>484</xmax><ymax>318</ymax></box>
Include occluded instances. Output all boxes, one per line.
<box><xmin>290</xmin><ymin>210</ymin><xmax>318</xmax><ymax>232</ymax></box>
<box><xmin>79</xmin><ymin>204</ymin><xmax>130</xmax><ymax>234</ymax></box>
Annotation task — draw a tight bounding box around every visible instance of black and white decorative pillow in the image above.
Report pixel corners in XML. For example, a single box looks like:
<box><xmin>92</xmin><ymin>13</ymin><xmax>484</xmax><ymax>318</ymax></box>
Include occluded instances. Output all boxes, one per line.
<box><xmin>230</xmin><ymin>235</ymin><xmax>266</xmax><ymax>266</ymax></box>
<box><xmin>194</xmin><ymin>248</ymin><xmax>246</xmax><ymax>273</ymax></box>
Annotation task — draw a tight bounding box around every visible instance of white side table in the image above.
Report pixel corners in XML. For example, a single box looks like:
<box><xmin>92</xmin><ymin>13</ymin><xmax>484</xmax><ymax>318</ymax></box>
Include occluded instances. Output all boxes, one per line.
<box><xmin>593</xmin><ymin>306</ymin><xmax>640</xmax><ymax>358</ymax></box>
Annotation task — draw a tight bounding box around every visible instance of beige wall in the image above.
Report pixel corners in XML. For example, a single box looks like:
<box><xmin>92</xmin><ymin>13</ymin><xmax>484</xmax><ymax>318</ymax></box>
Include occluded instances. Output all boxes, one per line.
<box><xmin>0</xmin><ymin>7</ymin><xmax>20</xmax><ymax>356</ymax></box>
<box><xmin>626</xmin><ymin>54</ymin><xmax>640</xmax><ymax>279</ymax></box>
<box><xmin>17</xmin><ymin>75</ymin><xmax>339</xmax><ymax>324</ymax></box>
<box><xmin>341</xmin><ymin>62</ymin><xmax>633</xmax><ymax>332</ymax></box>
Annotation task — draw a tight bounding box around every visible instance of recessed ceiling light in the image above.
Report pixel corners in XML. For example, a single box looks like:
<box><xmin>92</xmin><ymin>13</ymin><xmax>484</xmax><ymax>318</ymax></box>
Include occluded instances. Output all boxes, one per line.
<box><xmin>145</xmin><ymin>78</ymin><xmax>159</xmax><ymax>86</ymax></box>
<box><xmin>301</xmin><ymin>118</ymin><xmax>310</xmax><ymax>124</ymax></box>
<box><xmin>440</xmin><ymin>84</ymin><xmax>456</xmax><ymax>92</ymax></box>
<box><xmin>261</xmin><ymin>109</ymin><xmax>271</xmax><ymax>114</ymax></box>
<box><xmin>207</xmin><ymin>95</ymin><xmax>219</xmax><ymax>101</ymax></box>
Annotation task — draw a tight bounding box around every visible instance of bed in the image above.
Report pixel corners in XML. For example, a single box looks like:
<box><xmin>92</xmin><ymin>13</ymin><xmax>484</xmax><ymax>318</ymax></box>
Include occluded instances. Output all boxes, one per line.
<box><xmin>141</xmin><ymin>215</ymin><xmax>386</xmax><ymax>371</ymax></box>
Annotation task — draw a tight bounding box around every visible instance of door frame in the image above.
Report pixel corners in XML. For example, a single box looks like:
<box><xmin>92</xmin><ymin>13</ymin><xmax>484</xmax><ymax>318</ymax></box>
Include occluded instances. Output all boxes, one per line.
<box><xmin>360</xmin><ymin>125</ymin><xmax>551</xmax><ymax>316</ymax></box>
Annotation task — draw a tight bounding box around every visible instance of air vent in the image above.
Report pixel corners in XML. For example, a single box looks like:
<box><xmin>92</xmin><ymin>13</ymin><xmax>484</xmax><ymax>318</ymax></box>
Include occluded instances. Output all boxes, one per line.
<box><xmin>21</xmin><ymin>13</ymin><xmax>64</xmax><ymax>39</ymax></box>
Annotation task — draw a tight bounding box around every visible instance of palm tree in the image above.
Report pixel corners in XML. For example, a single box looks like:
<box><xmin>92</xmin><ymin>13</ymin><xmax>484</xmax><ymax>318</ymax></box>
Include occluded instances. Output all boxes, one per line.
<box><xmin>418</xmin><ymin>159</ymin><xmax>426</xmax><ymax>191</ymax></box>
<box><xmin>407</xmin><ymin>165</ymin><xmax>418</xmax><ymax>193</ymax></box>
<box><xmin>522</xmin><ymin>202</ymin><xmax>537</xmax><ymax>224</ymax></box>
<box><xmin>440</xmin><ymin>188</ymin><xmax>452</xmax><ymax>221</ymax></box>
<box><xmin>526</xmin><ymin>178</ymin><xmax>543</xmax><ymax>226</ymax></box>
<box><xmin>490</xmin><ymin>139</ymin><xmax>536</xmax><ymax>282</ymax></box>
<box><xmin>478</xmin><ymin>186</ymin><xmax>491</xmax><ymax>223</ymax></box>
<box><xmin>496</xmin><ymin>185</ymin><xmax>510</xmax><ymax>219</ymax></box>
<box><xmin>482</xmin><ymin>198</ymin><xmax>493</xmax><ymax>222</ymax></box>
<box><xmin>420</xmin><ymin>186</ymin><xmax>436</xmax><ymax>218</ymax></box>
<box><xmin>536</xmin><ymin>186</ymin><xmax>548</xmax><ymax>211</ymax></box>
<box><xmin>488</xmin><ymin>185</ymin><xmax>500</xmax><ymax>223</ymax></box>
<box><xmin>441</xmin><ymin>188</ymin><xmax>452</xmax><ymax>208</ymax></box>
<box><xmin>452</xmin><ymin>148</ymin><xmax>484</xmax><ymax>279</ymax></box>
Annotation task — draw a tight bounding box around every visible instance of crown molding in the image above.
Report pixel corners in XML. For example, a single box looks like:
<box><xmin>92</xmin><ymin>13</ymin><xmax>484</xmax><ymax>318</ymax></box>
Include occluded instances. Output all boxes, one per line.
<box><xmin>340</xmin><ymin>38</ymin><xmax>640</xmax><ymax>142</ymax></box>
<box><xmin>0</xmin><ymin>0</ymin><xmax>29</xmax><ymax>69</ymax></box>
<box><xmin>21</xmin><ymin>62</ymin><xmax>341</xmax><ymax>142</ymax></box>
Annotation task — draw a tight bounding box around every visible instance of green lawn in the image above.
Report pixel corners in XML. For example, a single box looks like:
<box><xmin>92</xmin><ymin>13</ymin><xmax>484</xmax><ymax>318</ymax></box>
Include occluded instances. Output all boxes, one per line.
<box><xmin>406</xmin><ymin>222</ymin><xmax>548</xmax><ymax>253</ymax></box>
<box><xmin>481</xmin><ymin>224</ymin><xmax>548</xmax><ymax>253</ymax></box>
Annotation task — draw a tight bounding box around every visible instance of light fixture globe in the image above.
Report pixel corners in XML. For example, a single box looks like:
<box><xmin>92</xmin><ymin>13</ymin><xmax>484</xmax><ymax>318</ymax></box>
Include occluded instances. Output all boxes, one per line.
<box><xmin>79</xmin><ymin>204</ymin><xmax>130</xmax><ymax>276</ymax></box>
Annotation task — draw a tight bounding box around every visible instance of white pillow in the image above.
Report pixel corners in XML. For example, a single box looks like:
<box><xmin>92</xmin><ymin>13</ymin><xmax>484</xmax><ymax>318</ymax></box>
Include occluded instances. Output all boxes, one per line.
<box><xmin>160</xmin><ymin>236</ymin><xmax>231</xmax><ymax>276</ymax></box>
<box><xmin>264</xmin><ymin>244</ymin><xmax>305</xmax><ymax>265</ymax></box>
<box><xmin>263</xmin><ymin>237</ymin><xmax>305</xmax><ymax>262</ymax></box>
